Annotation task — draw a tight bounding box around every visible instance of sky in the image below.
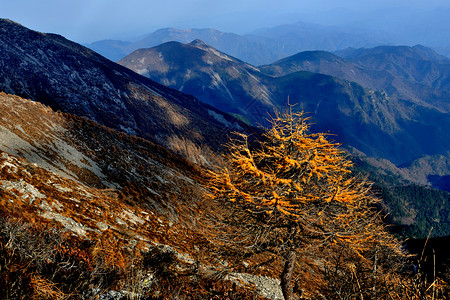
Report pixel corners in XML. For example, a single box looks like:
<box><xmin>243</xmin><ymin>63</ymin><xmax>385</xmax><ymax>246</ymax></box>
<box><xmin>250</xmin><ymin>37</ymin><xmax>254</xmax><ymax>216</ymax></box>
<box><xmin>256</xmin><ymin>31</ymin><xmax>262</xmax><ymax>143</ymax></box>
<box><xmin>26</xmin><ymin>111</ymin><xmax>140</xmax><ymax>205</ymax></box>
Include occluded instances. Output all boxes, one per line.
<box><xmin>1</xmin><ymin>0</ymin><xmax>449</xmax><ymax>43</ymax></box>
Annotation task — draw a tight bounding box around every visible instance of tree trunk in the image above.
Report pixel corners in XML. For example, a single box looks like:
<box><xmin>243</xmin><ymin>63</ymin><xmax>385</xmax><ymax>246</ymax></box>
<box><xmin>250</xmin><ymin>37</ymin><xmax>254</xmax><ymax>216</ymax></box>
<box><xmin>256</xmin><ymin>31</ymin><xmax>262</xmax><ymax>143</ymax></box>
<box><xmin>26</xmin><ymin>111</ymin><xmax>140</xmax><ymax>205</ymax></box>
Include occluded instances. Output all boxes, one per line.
<box><xmin>281</xmin><ymin>249</ymin><xmax>297</xmax><ymax>300</ymax></box>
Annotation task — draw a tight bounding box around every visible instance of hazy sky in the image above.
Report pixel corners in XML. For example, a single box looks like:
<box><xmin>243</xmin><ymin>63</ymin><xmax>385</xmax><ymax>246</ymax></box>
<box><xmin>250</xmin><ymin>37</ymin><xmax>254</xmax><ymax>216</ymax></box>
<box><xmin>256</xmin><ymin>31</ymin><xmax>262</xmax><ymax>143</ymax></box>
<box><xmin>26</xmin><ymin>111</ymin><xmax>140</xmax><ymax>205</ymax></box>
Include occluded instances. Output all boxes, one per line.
<box><xmin>1</xmin><ymin>0</ymin><xmax>449</xmax><ymax>43</ymax></box>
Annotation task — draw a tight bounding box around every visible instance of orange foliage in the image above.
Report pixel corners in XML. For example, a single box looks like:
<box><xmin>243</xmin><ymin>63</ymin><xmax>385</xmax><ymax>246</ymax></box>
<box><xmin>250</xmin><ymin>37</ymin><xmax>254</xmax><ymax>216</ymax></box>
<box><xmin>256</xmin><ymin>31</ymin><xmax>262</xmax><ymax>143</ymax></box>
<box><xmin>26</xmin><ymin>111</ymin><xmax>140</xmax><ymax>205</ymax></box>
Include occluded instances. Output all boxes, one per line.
<box><xmin>208</xmin><ymin>110</ymin><xmax>391</xmax><ymax>240</ymax></box>
<box><xmin>207</xmin><ymin>108</ymin><xmax>407</xmax><ymax>298</ymax></box>
<box><xmin>30</xmin><ymin>274</ymin><xmax>67</xmax><ymax>300</ymax></box>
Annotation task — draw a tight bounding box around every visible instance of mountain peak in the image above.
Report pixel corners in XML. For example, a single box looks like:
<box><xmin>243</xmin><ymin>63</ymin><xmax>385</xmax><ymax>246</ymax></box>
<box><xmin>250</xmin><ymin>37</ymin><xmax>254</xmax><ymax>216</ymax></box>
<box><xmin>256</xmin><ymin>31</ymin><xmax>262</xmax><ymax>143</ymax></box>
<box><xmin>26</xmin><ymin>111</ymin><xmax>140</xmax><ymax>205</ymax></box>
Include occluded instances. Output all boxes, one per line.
<box><xmin>189</xmin><ymin>39</ymin><xmax>210</xmax><ymax>49</ymax></box>
<box><xmin>190</xmin><ymin>39</ymin><xmax>207</xmax><ymax>46</ymax></box>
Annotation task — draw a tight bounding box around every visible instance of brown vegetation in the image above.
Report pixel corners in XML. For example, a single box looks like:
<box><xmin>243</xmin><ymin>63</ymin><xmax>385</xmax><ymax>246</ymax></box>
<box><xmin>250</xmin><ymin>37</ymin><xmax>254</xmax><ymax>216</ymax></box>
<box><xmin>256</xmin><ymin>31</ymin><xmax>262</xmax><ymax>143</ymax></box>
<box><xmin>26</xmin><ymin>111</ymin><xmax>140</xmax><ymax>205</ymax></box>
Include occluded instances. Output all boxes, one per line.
<box><xmin>0</xmin><ymin>92</ymin><xmax>448</xmax><ymax>298</ymax></box>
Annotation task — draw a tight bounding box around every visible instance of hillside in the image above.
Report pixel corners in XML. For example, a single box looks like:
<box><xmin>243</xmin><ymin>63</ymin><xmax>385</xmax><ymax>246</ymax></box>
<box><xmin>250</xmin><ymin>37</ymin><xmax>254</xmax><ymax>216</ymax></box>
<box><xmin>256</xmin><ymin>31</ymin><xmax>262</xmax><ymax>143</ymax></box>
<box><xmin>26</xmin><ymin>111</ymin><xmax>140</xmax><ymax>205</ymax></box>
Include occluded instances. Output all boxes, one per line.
<box><xmin>0</xmin><ymin>92</ymin><xmax>277</xmax><ymax>298</ymax></box>
<box><xmin>119</xmin><ymin>40</ymin><xmax>450</xmax><ymax>166</ymax></box>
<box><xmin>0</xmin><ymin>19</ymin><xmax>250</xmax><ymax>165</ymax></box>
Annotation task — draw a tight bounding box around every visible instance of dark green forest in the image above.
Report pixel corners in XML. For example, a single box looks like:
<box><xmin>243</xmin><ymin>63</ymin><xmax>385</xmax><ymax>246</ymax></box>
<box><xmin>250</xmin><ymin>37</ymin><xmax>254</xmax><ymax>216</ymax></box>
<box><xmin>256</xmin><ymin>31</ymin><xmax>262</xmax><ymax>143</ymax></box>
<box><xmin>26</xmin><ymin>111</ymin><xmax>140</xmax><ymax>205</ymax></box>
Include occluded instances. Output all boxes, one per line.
<box><xmin>353</xmin><ymin>158</ymin><xmax>450</xmax><ymax>239</ymax></box>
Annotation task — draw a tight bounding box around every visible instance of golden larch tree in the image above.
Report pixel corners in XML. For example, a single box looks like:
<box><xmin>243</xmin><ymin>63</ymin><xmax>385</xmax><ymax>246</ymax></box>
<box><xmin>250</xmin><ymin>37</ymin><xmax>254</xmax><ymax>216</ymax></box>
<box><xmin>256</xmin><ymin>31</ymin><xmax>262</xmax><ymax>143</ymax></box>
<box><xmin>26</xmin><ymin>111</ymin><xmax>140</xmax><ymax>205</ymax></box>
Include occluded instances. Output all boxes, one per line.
<box><xmin>207</xmin><ymin>108</ymin><xmax>404</xmax><ymax>299</ymax></box>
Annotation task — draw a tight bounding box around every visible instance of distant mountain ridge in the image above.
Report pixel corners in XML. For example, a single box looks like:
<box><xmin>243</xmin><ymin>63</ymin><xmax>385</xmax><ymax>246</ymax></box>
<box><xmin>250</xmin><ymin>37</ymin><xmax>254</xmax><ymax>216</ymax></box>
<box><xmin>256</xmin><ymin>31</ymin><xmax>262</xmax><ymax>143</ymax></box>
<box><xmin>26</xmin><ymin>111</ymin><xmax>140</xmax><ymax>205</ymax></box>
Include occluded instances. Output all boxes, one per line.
<box><xmin>337</xmin><ymin>45</ymin><xmax>450</xmax><ymax>92</ymax></box>
<box><xmin>118</xmin><ymin>40</ymin><xmax>450</xmax><ymax>165</ymax></box>
<box><xmin>86</xmin><ymin>22</ymin><xmax>393</xmax><ymax>65</ymax></box>
<box><xmin>87</xmin><ymin>27</ymin><xmax>276</xmax><ymax>65</ymax></box>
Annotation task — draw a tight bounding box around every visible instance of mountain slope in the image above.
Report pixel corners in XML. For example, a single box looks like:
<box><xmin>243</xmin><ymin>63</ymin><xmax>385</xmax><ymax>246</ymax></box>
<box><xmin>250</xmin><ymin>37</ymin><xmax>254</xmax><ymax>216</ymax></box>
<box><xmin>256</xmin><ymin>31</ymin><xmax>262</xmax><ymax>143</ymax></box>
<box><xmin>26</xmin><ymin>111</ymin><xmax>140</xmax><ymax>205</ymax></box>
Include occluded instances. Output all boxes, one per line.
<box><xmin>118</xmin><ymin>40</ymin><xmax>274</xmax><ymax>119</ymax></box>
<box><xmin>0</xmin><ymin>92</ymin><xmax>204</xmax><ymax>208</ymax></box>
<box><xmin>0</xmin><ymin>19</ymin><xmax>248</xmax><ymax>164</ymax></box>
<box><xmin>0</xmin><ymin>91</ymin><xmax>273</xmax><ymax>298</ymax></box>
<box><xmin>119</xmin><ymin>40</ymin><xmax>450</xmax><ymax>165</ymax></box>
<box><xmin>0</xmin><ymin>90</ymin><xmax>205</xmax><ymax>259</ymax></box>
<box><xmin>338</xmin><ymin>45</ymin><xmax>450</xmax><ymax>92</ymax></box>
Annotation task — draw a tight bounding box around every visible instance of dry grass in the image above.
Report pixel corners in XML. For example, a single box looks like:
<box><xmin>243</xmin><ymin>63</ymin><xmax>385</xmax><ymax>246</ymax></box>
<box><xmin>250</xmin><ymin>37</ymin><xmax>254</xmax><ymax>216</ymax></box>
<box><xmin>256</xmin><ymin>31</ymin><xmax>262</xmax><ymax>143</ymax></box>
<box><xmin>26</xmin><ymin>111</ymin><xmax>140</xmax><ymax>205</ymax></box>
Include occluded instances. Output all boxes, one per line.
<box><xmin>0</xmin><ymin>94</ymin><xmax>448</xmax><ymax>299</ymax></box>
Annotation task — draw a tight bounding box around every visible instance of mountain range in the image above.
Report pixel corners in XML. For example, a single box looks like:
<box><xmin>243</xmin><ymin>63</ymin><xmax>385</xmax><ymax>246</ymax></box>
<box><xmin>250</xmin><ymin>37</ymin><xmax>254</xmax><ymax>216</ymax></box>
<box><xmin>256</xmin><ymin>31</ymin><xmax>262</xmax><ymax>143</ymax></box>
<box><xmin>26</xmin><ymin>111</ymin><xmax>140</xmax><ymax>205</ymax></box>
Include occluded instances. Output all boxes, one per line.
<box><xmin>118</xmin><ymin>39</ymin><xmax>450</xmax><ymax>167</ymax></box>
<box><xmin>85</xmin><ymin>22</ymin><xmax>394</xmax><ymax>65</ymax></box>
<box><xmin>85</xmin><ymin>19</ymin><xmax>450</xmax><ymax>66</ymax></box>
<box><xmin>1</xmin><ymin>18</ymin><xmax>448</xmax><ymax>234</ymax></box>
<box><xmin>0</xmin><ymin>18</ymin><xmax>449</xmax><ymax>298</ymax></box>
<box><xmin>264</xmin><ymin>45</ymin><xmax>450</xmax><ymax>108</ymax></box>
<box><xmin>0</xmin><ymin>19</ymin><xmax>280</xmax><ymax>298</ymax></box>
<box><xmin>0</xmin><ymin>19</ymin><xmax>252</xmax><ymax>166</ymax></box>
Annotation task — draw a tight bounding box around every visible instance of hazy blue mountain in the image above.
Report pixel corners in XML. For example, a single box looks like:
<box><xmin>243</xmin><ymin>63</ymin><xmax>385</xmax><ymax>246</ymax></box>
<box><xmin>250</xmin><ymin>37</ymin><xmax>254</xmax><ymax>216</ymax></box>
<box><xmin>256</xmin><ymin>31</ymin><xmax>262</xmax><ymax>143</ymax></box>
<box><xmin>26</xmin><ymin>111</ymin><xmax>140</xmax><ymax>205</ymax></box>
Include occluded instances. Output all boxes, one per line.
<box><xmin>346</xmin><ymin>7</ymin><xmax>450</xmax><ymax>54</ymax></box>
<box><xmin>85</xmin><ymin>27</ymin><xmax>277</xmax><ymax>65</ymax></box>
<box><xmin>293</xmin><ymin>7</ymin><xmax>450</xmax><ymax>57</ymax></box>
<box><xmin>86</xmin><ymin>39</ymin><xmax>132</xmax><ymax>62</ymax></box>
<box><xmin>84</xmin><ymin>6</ymin><xmax>450</xmax><ymax>64</ymax></box>
<box><xmin>86</xmin><ymin>22</ymin><xmax>391</xmax><ymax>65</ymax></box>
<box><xmin>247</xmin><ymin>21</ymin><xmax>388</xmax><ymax>58</ymax></box>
